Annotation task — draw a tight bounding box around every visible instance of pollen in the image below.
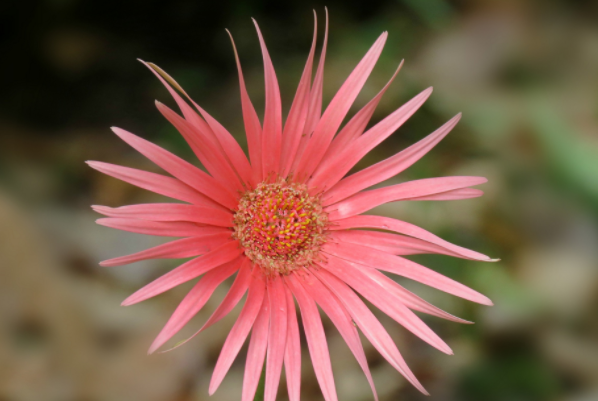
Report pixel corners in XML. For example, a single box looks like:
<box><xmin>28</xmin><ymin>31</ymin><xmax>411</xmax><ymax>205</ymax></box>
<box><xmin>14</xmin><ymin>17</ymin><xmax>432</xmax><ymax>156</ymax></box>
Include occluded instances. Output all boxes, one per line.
<box><xmin>233</xmin><ymin>179</ymin><xmax>328</xmax><ymax>275</ymax></box>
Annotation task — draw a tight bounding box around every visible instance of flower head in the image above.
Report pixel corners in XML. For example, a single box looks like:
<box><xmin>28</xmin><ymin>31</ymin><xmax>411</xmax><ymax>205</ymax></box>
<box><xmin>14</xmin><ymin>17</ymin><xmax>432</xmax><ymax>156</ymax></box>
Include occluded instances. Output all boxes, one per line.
<box><xmin>90</xmin><ymin>11</ymin><xmax>494</xmax><ymax>401</ymax></box>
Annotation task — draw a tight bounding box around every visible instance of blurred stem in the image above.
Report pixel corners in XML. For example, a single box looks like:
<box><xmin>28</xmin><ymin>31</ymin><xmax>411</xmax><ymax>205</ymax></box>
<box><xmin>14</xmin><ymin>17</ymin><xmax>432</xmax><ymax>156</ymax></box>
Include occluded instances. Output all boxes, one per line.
<box><xmin>253</xmin><ymin>365</ymin><xmax>266</xmax><ymax>401</ymax></box>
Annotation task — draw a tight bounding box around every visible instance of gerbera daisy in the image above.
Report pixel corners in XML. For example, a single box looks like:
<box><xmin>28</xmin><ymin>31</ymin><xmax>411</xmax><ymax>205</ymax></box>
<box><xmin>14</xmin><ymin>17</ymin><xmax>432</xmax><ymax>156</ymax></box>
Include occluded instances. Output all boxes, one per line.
<box><xmin>89</xmin><ymin>11</ymin><xmax>494</xmax><ymax>401</ymax></box>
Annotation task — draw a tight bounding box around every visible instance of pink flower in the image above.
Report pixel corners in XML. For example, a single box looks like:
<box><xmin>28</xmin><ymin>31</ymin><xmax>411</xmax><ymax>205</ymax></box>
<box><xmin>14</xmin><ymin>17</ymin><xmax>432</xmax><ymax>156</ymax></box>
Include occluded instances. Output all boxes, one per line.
<box><xmin>90</xmin><ymin>11</ymin><xmax>493</xmax><ymax>401</ymax></box>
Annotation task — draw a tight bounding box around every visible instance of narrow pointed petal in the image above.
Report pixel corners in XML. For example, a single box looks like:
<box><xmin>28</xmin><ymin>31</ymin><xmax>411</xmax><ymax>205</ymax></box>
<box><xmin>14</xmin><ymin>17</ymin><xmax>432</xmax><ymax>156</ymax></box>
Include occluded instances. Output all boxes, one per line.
<box><xmin>86</xmin><ymin>161</ymin><xmax>217</xmax><ymax>207</ymax></box>
<box><xmin>330</xmin><ymin>255</ymin><xmax>472</xmax><ymax>324</ymax></box>
<box><xmin>253</xmin><ymin>20</ymin><xmax>283</xmax><ymax>178</ymax></box>
<box><xmin>189</xmin><ymin>103</ymin><xmax>255</xmax><ymax>188</ymax></box>
<box><xmin>312</xmin><ymin>268</ymin><xmax>428</xmax><ymax>395</ymax></box>
<box><xmin>145</xmin><ymin>62</ymin><xmax>253</xmax><ymax>188</ymax></box>
<box><xmin>323</xmin><ymin>241</ymin><xmax>493</xmax><ymax>305</ymax></box>
<box><xmin>227</xmin><ymin>30</ymin><xmax>263</xmax><ymax>181</ymax></box>
<box><xmin>140</xmin><ymin>59</ymin><xmax>212</xmax><ymax>138</ymax></box>
<box><xmin>297</xmin><ymin>271</ymin><xmax>379</xmax><ymax>401</ymax></box>
<box><xmin>409</xmin><ymin>187</ymin><xmax>483</xmax><ymax>201</ymax></box>
<box><xmin>242</xmin><ymin>295</ymin><xmax>270</xmax><ymax>401</ymax></box>
<box><xmin>320</xmin><ymin>255</ymin><xmax>453</xmax><ymax>354</ymax></box>
<box><xmin>143</xmin><ymin>61</ymin><xmax>240</xmax><ymax>186</ymax></box>
<box><xmin>92</xmin><ymin>203</ymin><xmax>233</xmax><ymax>227</ymax></box>
<box><xmin>323</xmin><ymin>114</ymin><xmax>461</xmax><ymax>205</ymax></box>
<box><xmin>330</xmin><ymin>214</ymin><xmax>493</xmax><ymax>261</ymax></box>
<box><xmin>330</xmin><ymin>230</ymin><xmax>461</xmax><ymax>257</ymax></box>
<box><xmin>264</xmin><ymin>276</ymin><xmax>288</xmax><ymax>401</ymax></box>
<box><xmin>280</xmin><ymin>12</ymin><xmax>318</xmax><ymax>177</ymax></box>
<box><xmin>210</xmin><ymin>274</ymin><xmax>266</xmax><ymax>395</ymax></box>
<box><xmin>289</xmin><ymin>9</ymin><xmax>329</xmax><ymax>175</ymax></box>
<box><xmin>156</xmin><ymin>102</ymin><xmax>246</xmax><ymax>192</ymax></box>
<box><xmin>309</xmin><ymin>87</ymin><xmax>433</xmax><ymax>191</ymax></box>
<box><xmin>110</xmin><ymin>127</ymin><xmax>238</xmax><ymax>209</ymax></box>
<box><xmin>302</xmin><ymin>8</ymin><xmax>328</xmax><ymax>138</ymax></box>
<box><xmin>295</xmin><ymin>32</ymin><xmax>388</xmax><ymax>181</ymax></box>
<box><xmin>198</xmin><ymin>258</ymin><xmax>253</xmax><ymax>332</ymax></box>
<box><xmin>283</xmin><ymin>283</ymin><xmax>301</xmax><ymax>401</ymax></box>
<box><xmin>285</xmin><ymin>274</ymin><xmax>338</xmax><ymax>401</ymax></box>
<box><xmin>148</xmin><ymin>257</ymin><xmax>241</xmax><ymax>354</ymax></box>
<box><xmin>325</xmin><ymin>61</ymin><xmax>403</xmax><ymax>158</ymax></box>
<box><xmin>96</xmin><ymin>218</ymin><xmax>227</xmax><ymax>237</ymax></box>
<box><xmin>325</xmin><ymin>176</ymin><xmax>487</xmax><ymax>220</ymax></box>
<box><xmin>158</xmin><ymin>259</ymin><xmax>254</xmax><ymax>353</ymax></box>
<box><xmin>121</xmin><ymin>241</ymin><xmax>242</xmax><ymax>306</ymax></box>
<box><xmin>99</xmin><ymin>233</ymin><xmax>232</xmax><ymax>267</ymax></box>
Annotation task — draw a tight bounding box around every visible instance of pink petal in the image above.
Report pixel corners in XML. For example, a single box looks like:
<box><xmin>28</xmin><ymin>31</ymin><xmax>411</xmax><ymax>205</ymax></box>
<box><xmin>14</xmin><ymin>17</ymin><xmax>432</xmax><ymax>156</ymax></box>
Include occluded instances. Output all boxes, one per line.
<box><xmin>320</xmin><ymin>255</ymin><xmax>453</xmax><ymax>354</ymax></box>
<box><xmin>148</xmin><ymin>257</ymin><xmax>241</xmax><ymax>354</ymax></box>
<box><xmin>197</xmin><ymin>258</ymin><xmax>253</xmax><ymax>332</ymax></box>
<box><xmin>303</xmin><ymin>8</ymin><xmax>328</xmax><ymax>138</ymax></box>
<box><xmin>227</xmin><ymin>30</ymin><xmax>263</xmax><ymax>181</ymax></box>
<box><xmin>324</xmin><ymin>60</ymin><xmax>403</xmax><ymax>159</ymax></box>
<box><xmin>92</xmin><ymin>203</ymin><xmax>233</xmax><ymax>227</ymax></box>
<box><xmin>86</xmin><ymin>161</ymin><xmax>217</xmax><ymax>207</ymax></box>
<box><xmin>323</xmin><ymin>114</ymin><xmax>461</xmax><ymax>205</ymax></box>
<box><xmin>99</xmin><ymin>233</ymin><xmax>232</xmax><ymax>267</ymax></box>
<box><xmin>311</xmin><ymin>268</ymin><xmax>428</xmax><ymax>395</ymax></box>
<box><xmin>253</xmin><ymin>20</ymin><xmax>283</xmax><ymax>178</ymax></box>
<box><xmin>294</xmin><ymin>32</ymin><xmax>388</xmax><ymax>181</ymax></box>
<box><xmin>290</xmin><ymin>9</ymin><xmax>329</xmax><ymax>174</ymax></box>
<box><xmin>187</xmin><ymin>103</ymin><xmax>254</xmax><ymax>188</ymax></box>
<box><xmin>110</xmin><ymin>127</ymin><xmax>238</xmax><ymax>209</ymax></box>
<box><xmin>285</xmin><ymin>274</ymin><xmax>338</xmax><ymax>401</ymax></box>
<box><xmin>309</xmin><ymin>87</ymin><xmax>433</xmax><ymax>191</ymax></box>
<box><xmin>143</xmin><ymin>61</ymin><xmax>253</xmax><ymax>188</ymax></box>
<box><xmin>283</xmin><ymin>283</ymin><xmax>301</xmax><ymax>401</ymax></box>
<box><xmin>158</xmin><ymin>258</ymin><xmax>253</xmax><ymax>353</ymax></box>
<box><xmin>330</xmin><ymin>214</ymin><xmax>493</xmax><ymax>261</ymax></box>
<box><xmin>322</xmin><ymin>241</ymin><xmax>493</xmax><ymax>305</ymax></box>
<box><xmin>242</xmin><ymin>293</ymin><xmax>270</xmax><ymax>401</ymax></box>
<box><xmin>280</xmin><ymin>12</ymin><xmax>318</xmax><ymax>177</ymax></box>
<box><xmin>409</xmin><ymin>187</ymin><xmax>483</xmax><ymax>201</ymax></box>
<box><xmin>121</xmin><ymin>241</ymin><xmax>242</xmax><ymax>306</ymax></box>
<box><xmin>139</xmin><ymin>59</ymin><xmax>213</xmax><ymax>139</ymax></box>
<box><xmin>330</xmin><ymin>230</ymin><xmax>461</xmax><ymax>257</ymax></box>
<box><xmin>297</xmin><ymin>271</ymin><xmax>379</xmax><ymax>401</ymax></box>
<box><xmin>210</xmin><ymin>273</ymin><xmax>266</xmax><ymax>394</ymax></box>
<box><xmin>264</xmin><ymin>275</ymin><xmax>288</xmax><ymax>401</ymax></box>
<box><xmin>325</xmin><ymin>176</ymin><xmax>487</xmax><ymax>220</ymax></box>
<box><xmin>96</xmin><ymin>217</ymin><xmax>227</xmax><ymax>237</ymax></box>
<box><xmin>334</xmin><ymin>257</ymin><xmax>472</xmax><ymax>324</ymax></box>
<box><xmin>155</xmin><ymin>102</ymin><xmax>246</xmax><ymax>192</ymax></box>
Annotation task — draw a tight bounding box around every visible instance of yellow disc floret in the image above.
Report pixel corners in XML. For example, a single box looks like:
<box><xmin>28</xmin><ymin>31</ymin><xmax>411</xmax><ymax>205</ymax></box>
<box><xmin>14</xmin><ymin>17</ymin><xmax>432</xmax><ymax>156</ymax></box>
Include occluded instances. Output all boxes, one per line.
<box><xmin>233</xmin><ymin>179</ymin><xmax>328</xmax><ymax>275</ymax></box>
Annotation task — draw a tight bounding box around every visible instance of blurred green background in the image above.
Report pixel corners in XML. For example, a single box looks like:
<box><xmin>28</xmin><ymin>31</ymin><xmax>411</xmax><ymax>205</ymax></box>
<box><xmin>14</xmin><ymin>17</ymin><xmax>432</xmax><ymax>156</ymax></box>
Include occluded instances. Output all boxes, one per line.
<box><xmin>1</xmin><ymin>0</ymin><xmax>597</xmax><ymax>400</ymax></box>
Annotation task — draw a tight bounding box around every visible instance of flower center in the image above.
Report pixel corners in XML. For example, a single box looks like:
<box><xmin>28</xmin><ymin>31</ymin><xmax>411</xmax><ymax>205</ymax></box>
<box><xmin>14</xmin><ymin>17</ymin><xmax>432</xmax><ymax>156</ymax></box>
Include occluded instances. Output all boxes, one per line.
<box><xmin>233</xmin><ymin>179</ymin><xmax>328</xmax><ymax>275</ymax></box>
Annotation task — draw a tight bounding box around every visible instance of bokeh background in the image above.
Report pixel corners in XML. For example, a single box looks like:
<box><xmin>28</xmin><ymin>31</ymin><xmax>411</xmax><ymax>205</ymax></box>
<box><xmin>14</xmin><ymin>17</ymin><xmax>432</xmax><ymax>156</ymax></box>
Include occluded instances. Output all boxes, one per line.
<box><xmin>1</xmin><ymin>0</ymin><xmax>598</xmax><ymax>400</ymax></box>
